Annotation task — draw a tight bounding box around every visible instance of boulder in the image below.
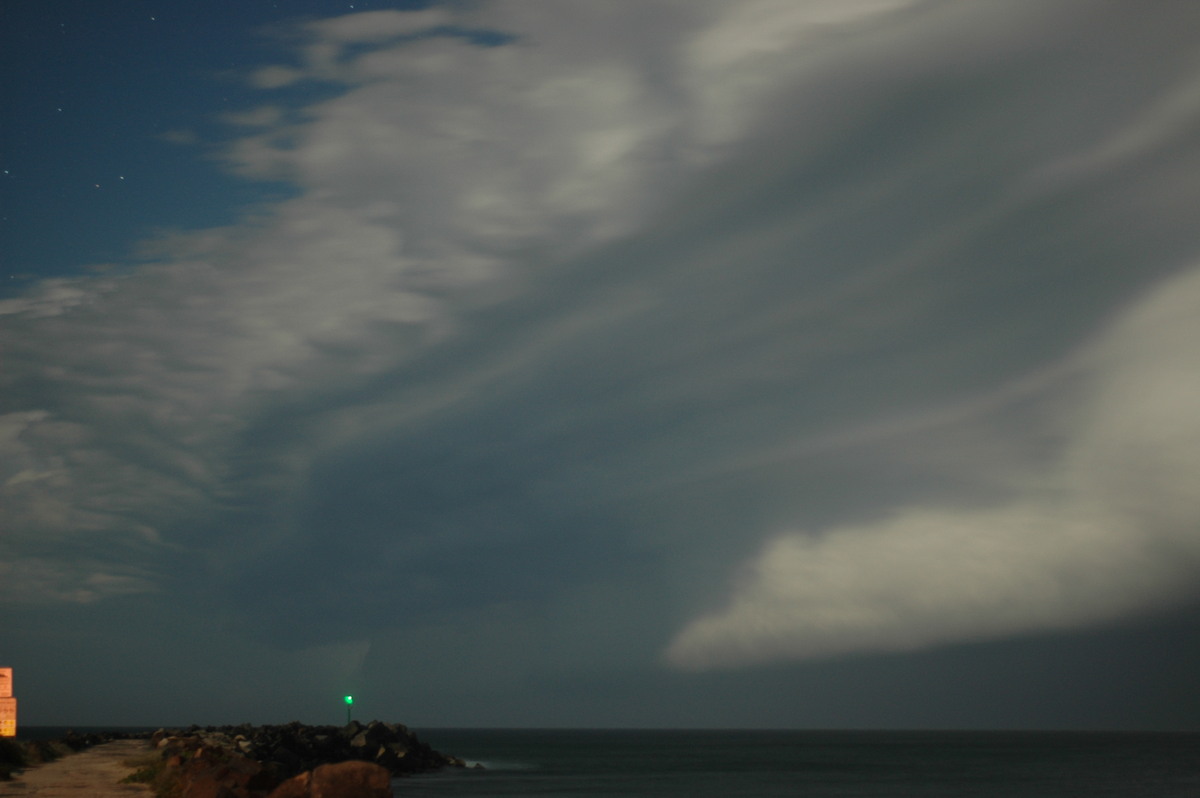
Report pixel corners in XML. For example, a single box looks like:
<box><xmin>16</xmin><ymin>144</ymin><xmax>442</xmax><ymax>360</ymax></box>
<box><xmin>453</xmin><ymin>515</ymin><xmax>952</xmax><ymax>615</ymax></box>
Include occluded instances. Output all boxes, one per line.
<box><xmin>267</xmin><ymin>761</ymin><xmax>392</xmax><ymax>798</ymax></box>
<box><xmin>176</xmin><ymin>745</ymin><xmax>276</xmax><ymax>798</ymax></box>
<box><xmin>149</xmin><ymin>719</ymin><xmax>468</xmax><ymax>795</ymax></box>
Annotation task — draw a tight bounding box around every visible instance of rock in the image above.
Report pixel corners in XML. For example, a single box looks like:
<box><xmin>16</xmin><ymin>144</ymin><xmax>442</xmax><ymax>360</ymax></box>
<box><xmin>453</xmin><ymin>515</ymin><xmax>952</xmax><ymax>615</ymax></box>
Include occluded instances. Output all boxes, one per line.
<box><xmin>175</xmin><ymin>745</ymin><xmax>275</xmax><ymax>798</ymax></box>
<box><xmin>267</xmin><ymin>773</ymin><xmax>309</xmax><ymax>798</ymax></box>
<box><xmin>269</xmin><ymin>746</ymin><xmax>304</xmax><ymax>774</ymax></box>
<box><xmin>267</xmin><ymin>761</ymin><xmax>392</xmax><ymax>798</ymax></box>
<box><xmin>148</xmin><ymin>719</ymin><xmax>468</xmax><ymax>796</ymax></box>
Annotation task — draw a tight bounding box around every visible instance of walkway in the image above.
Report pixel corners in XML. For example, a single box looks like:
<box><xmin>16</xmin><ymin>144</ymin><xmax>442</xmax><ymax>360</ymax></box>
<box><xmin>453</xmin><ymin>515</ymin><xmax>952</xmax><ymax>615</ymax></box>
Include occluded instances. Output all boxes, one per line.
<box><xmin>0</xmin><ymin>739</ymin><xmax>152</xmax><ymax>797</ymax></box>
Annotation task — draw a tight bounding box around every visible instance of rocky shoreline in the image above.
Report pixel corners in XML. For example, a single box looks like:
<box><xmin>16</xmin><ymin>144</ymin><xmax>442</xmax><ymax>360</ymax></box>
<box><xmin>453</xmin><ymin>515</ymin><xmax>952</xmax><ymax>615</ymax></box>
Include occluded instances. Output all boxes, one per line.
<box><xmin>5</xmin><ymin>721</ymin><xmax>473</xmax><ymax>798</ymax></box>
<box><xmin>145</xmin><ymin>720</ymin><xmax>473</xmax><ymax>796</ymax></box>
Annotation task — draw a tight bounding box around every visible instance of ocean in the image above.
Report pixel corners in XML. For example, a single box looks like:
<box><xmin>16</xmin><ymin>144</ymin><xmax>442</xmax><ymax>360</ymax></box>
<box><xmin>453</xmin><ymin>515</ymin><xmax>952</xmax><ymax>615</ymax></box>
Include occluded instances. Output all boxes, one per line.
<box><xmin>406</xmin><ymin>729</ymin><xmax>1200</xmax><ymax>798</ymax></box>
<box><xmin>18</xmin><ymin>726</ymin><xmax>1200</xmax><ymax>796</ymax></box>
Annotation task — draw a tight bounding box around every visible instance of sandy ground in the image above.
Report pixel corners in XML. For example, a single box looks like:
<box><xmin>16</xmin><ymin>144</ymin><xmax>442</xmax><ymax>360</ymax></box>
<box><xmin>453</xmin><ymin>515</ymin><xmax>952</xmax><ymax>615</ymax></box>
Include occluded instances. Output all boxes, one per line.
<box><xmin>0</xmin><ymin>739</ymin><xmax>152</xmax><ymax>797</ymax></box>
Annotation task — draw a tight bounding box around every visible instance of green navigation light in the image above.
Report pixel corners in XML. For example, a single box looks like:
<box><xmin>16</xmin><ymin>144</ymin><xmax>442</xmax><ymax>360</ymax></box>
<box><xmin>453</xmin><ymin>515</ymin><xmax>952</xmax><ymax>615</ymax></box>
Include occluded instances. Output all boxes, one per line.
<box><xmin>344</xmin><ymin>695</ymin><xmax>354</xmax><ymax>705</ymax></box>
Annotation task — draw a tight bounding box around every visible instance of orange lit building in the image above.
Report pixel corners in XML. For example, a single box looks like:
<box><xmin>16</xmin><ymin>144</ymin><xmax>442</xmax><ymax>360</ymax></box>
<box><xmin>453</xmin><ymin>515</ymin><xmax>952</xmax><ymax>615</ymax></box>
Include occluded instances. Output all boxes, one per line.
<box><xmin>0</xmin><ymin>668</ymin><xmax>15</xmax><ymax>737</ymax></box>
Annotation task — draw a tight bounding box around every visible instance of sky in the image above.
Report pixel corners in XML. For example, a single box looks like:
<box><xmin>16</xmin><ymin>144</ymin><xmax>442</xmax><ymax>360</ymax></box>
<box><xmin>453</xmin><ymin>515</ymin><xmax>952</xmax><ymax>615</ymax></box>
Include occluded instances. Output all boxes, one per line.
<box><xmin>2</xmin><ymin>0</ymin><xmax>1200</xmax><ymax>731</ymax></box>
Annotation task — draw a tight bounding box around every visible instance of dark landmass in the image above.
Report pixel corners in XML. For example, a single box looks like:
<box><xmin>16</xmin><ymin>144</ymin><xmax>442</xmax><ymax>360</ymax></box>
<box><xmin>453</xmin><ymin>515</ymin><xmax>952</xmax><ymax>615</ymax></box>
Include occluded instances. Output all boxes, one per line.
<box><xmin>4</xmin><ymin>720</ymin><xmax>474</xmax><ymax>797</ymax></box>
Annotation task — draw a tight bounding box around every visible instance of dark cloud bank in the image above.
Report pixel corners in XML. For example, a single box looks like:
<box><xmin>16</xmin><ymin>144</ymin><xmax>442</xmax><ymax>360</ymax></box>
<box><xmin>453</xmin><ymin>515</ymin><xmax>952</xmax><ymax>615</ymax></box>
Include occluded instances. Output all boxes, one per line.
<box><xmin>3</xmin><ymin>0</ymin><xmax>1200</xmax><ymax>729</ymax></box>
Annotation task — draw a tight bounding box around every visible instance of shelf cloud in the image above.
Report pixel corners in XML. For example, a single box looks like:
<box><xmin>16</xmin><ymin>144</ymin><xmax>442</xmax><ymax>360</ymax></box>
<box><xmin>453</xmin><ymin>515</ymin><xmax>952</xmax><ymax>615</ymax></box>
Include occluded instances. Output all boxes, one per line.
<box><xmin>3</xmin><ymin>0</ymin><xmax>1200</xmax><ymax>725</ymax></box>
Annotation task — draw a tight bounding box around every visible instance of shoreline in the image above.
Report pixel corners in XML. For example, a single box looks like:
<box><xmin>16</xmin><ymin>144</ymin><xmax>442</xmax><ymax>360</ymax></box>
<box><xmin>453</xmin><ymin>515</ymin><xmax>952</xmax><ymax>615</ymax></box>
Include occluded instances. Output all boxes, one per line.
<box><xmin>3</xmin><ymin>721</ymin><xmax>469</xmax><ymax>798</ymax></box>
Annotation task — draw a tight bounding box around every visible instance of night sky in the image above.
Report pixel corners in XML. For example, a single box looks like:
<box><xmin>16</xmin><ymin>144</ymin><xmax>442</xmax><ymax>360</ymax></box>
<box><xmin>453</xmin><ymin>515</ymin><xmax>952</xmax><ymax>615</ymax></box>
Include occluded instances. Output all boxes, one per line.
<box><xmin>3</xmin><ymin>0</ymin><xmax>1200</xmax><ymax>730</ymax></box>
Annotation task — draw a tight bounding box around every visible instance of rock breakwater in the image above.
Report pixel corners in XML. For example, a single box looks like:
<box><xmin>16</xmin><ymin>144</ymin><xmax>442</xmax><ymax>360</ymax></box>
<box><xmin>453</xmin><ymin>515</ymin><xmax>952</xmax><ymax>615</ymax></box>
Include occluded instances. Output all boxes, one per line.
<box><xmin>141</xmin><ymin>720</ymin><xmax>470</xmax><ymax>797</ymax></box>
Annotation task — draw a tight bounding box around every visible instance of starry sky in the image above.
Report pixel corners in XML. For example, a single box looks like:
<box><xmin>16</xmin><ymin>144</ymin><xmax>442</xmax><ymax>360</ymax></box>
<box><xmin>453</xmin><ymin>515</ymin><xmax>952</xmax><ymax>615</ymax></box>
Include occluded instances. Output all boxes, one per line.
<box><xmin>3</xmin><ymin>0</ymin><xmax>1200</xmax><ymax>731</ymax></box>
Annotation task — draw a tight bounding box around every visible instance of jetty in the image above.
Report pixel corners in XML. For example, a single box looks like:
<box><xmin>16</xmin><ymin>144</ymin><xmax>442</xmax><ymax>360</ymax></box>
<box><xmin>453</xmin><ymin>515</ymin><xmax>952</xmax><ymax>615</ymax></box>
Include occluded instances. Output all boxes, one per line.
<box><xmin>0</xmin><ymin>738</ymin><xmax>150</xmax><ymax>797</ymax></box>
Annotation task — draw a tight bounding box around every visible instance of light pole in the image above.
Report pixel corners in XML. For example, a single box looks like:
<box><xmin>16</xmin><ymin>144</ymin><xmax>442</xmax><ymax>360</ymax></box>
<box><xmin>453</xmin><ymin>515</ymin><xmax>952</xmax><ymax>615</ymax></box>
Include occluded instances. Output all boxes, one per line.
<box><xmin>344</xmin><ymin>694</ymin><xmax>354</xmax><ymax>725</ymax></box>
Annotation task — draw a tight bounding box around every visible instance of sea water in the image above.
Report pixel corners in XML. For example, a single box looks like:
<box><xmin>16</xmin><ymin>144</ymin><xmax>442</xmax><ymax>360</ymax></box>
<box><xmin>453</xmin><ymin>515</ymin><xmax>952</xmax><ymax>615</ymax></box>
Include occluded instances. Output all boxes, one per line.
<box><xmin>405</xmin><ymin>729</ymin><xmax>1200</xmax><ymax>798</ymax></box>
<box><xmin>19</xmin><ymin>726</ymin><xmax>1200</xmax><ymax>796</ymax></box>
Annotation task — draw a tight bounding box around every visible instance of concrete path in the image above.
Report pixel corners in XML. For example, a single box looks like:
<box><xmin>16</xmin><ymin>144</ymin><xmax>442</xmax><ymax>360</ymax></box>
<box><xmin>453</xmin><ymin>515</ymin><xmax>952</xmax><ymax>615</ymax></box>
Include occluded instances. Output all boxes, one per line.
<box><xmin>0</xmin><ymin>740</ymin><xmax>152</xmax><ymax>797</ymax></box>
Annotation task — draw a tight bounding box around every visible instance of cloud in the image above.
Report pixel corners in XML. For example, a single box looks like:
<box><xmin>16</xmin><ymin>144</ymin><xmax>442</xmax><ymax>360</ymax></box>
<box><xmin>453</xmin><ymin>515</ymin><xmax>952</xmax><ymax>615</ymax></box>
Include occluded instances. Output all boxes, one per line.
<box><xmin>249</xmin><ymin>65</ymin><xmax>306</xmax><ymax>90</ymax></box>
<box><xmin>0</xmin><ymin>557</ymin><xmax>155</xmax><ymax>605</ymax></box>
<box><xmin>3</xmin><ymin>0</ymin><xmax>1200</xmax><ymax>689</ymax></box>
<box><xmin>310</xmin><ymin>8</ymin><xmax>454</xmax><ymax>44</ymax></box>
<box><xmin>664</xmin><ymin>265</ymin><xmax>1200</xmax><ymax>669</ymax></box>
<box><xmin>1</xmin><ymin>0</ymin><xmax>794</xmax><ymax>606</ymax></box>
<box><xmin>0</xmin><ymin>279</ymin><xmax>96</xmax><ymax>317</ymax></box>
